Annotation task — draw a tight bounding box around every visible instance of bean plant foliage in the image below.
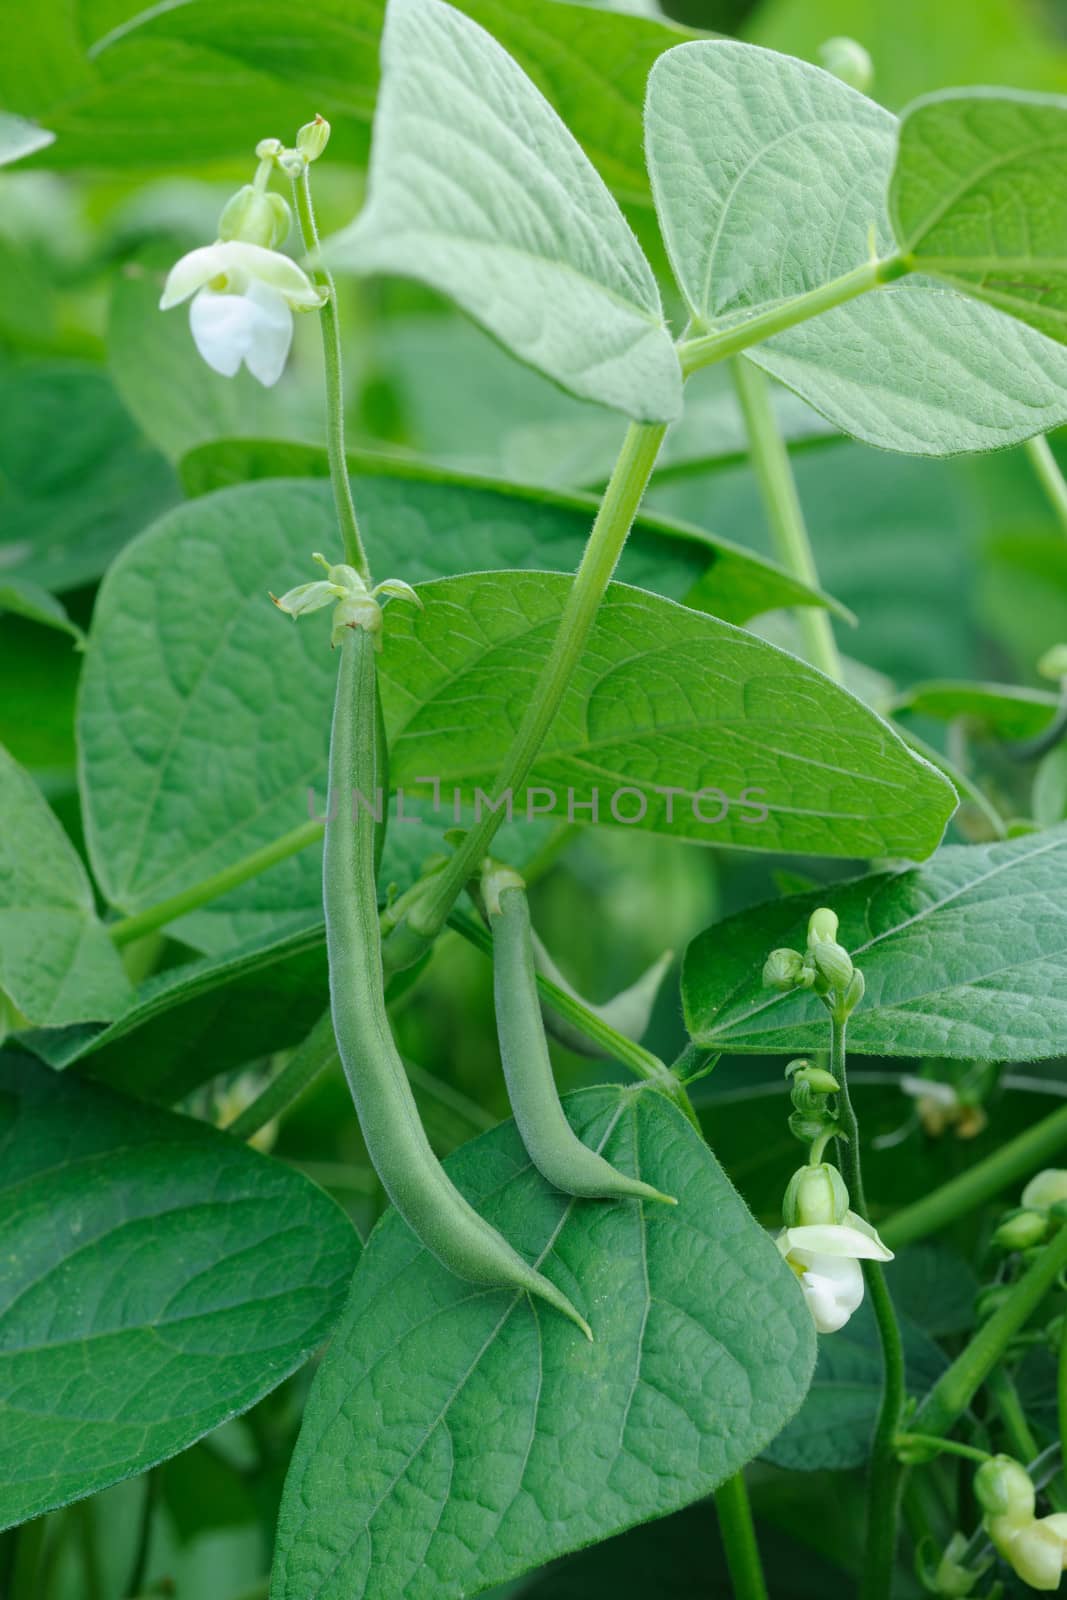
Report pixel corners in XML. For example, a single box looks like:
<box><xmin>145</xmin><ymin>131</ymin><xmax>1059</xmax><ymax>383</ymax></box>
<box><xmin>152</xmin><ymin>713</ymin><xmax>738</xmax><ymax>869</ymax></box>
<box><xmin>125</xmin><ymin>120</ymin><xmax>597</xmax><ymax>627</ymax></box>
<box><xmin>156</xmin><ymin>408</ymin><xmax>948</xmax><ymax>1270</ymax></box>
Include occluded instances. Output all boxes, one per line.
<box><xmin>6</xmin><ymin>1</ymin><xmax>1067</xmax><ymax>1597</ymax></box>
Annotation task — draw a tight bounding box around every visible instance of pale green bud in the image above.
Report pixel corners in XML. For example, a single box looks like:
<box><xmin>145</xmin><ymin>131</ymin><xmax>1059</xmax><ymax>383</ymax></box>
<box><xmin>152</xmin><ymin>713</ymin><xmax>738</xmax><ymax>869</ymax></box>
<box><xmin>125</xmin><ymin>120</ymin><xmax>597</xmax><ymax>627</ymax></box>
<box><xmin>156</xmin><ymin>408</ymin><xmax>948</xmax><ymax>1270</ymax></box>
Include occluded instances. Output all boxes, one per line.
<box><xmin>783</xmin><ymin>1163</ymin><xmax>849</xmax><ymax>1226</ymax></box>
<box><xmin>807</xmin><ymin>907</ymin><xmax>839</xmax><ymax>945</ymax></box>
<box><xmin>974</xmin><ymin>1455</ymin><xmax>1035</xmax><ymax>1521</ymax></box>
<box><xmin>1038</xmin><ymin>644</ymin><xmax>1067</xmax><ymax>682</ymax></box>
<box><xmin>218</xmin><ymin>185</ymin><xmax>291</xmax><ymax>249</ymax></box>
<box><xmin>929</xmin><ymin>1532</ymin><xmax>985</xmax><ymax>1597</ymax></box>
<box><xmin>842</xmin><ymin>969</ymin><xmax>865</xmax><ymax>1016</ymax></box>
<box><xmin>297</xmin><ymin>115</ymin><xmax>331</xmax><ymax>162</ymax></box>
<box><xmin>818</xmin><ymin>36</ymin><xmax>873</xmax><ymax>94</ymax></box>
<box><xmin>1022</xmin><ymin>1169</ymin><xmax>1067</xmax><ymax>1213</ymax></box>
<box><xmin>763</xmin><ymin>947</ymin><xmax>805</xmax><ymax>991</ymax></box>
<box><xmin>993</xmin><ymin>1208</ymin><xmax>1050</xmax><ymax>1251</ymax></box>
<box><xmin>786</xmin><ymin>1061</ymin><xmax>840</xmax><ymax>1095</ymax></box>
<box><xmin>810</xmin><ymin>939</ymin><xmax>854</xmax><ymax>991</ymax></box>
<box><xmin>255</xmin><ymin>137</ymin><xmax>284</xmax><ymax>161</ymax></box>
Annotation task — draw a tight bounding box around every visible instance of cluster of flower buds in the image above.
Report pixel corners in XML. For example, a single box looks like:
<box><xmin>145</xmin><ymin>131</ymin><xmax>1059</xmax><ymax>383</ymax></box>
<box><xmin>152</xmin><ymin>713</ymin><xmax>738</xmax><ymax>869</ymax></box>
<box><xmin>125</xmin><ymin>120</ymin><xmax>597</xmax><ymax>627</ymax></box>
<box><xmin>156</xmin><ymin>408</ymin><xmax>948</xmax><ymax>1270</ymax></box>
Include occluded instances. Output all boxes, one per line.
<box><xmin>272</xmin><ymin>553</ymin><xmax>422</xmax><ymax>647</ymax></box>
<box><xmin>992</xmin><ymin>1170</ymin><xmax>1067</xmax><ymax>1253</ymax></box>
<box><xmin>975</xmin><ymin>1454</ymin><xmax>1067</xmax><ymax>1592</ymax></box>
<box><xmin>159</xmin><ymin>118</ymin><xmax>331</xmax><ymax>388</ymax></box>
<box><xmin>786</xmin><ymin>1057</ymin><xmax>840</xmax><ymax>1146</ymax></box>
<box><xmin>763</xmin><ymin>906</ymin><xmax>865</xmax><ymax>1021</ymax></box>
<box><xmin>776</xmin><ymin>1159</ymin><xmax>893</xmax><ymax>1333</ymax></box>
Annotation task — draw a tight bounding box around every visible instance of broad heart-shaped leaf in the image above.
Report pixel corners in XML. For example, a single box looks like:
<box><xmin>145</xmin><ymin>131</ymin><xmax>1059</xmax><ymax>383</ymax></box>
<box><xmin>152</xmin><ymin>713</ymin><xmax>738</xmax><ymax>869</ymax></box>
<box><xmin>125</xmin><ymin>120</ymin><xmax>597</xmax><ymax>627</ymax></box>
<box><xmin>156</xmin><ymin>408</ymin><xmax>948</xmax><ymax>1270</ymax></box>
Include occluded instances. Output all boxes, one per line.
<box><xmin>0</xmin><ymin>360</ymin><xmax>178</xmax><ymax>593</ymax></box>
<box><xmin>77</xmin><ymin>474</ymin><xmax>857</xmax><ymax>948</ymax></box>
<box><xmin>0</xmin><ymin>1054</ymin><xmax>359</xmax><ymax>1530</ymax></box>
<box><xmin>177</xmin><ymin>442</ymin><xmax>847</xmax><ymax>627</ymax></box>
<box><xmin>328</xmin><ymin>0</ymin><xmax>681</xmax><ymax>422</ymax></box>
<box><xmin>890</xmin><ymin>89</ymin><xmax>1067</xmax><ymax>347</ymax></box>
<box><xmin>761</xmin><ymin>1292</ymin><xmax>947</xmax><ymax>1473</ymax></box>
<box><xmin>645</xmin><ymin>41</ymin><xmax>1067</xmax><ymax>454</ymax></box>
<box><xmin>271</xmin><ymin>1085</ymin><xmax>816</xmax><ymax>1600</ymax></box>
<box><xmin>0</xmin><ymin>110</ymin><xmax>53</xmax><ymax>165</ymax></box>
<box><xmin>0</xmin><ymin>746</ymin><xmax>131</xmax><ymax>1027</ymax></box>
<box><xmin>893</xmin><ymin>680</ymin><xmax>1059</xmax><ymax>741</ymax></box>
<box><xmin>682</xmin><ymin>826</ymin><xmax>1067</xmax><ymax>1060</ymax></box>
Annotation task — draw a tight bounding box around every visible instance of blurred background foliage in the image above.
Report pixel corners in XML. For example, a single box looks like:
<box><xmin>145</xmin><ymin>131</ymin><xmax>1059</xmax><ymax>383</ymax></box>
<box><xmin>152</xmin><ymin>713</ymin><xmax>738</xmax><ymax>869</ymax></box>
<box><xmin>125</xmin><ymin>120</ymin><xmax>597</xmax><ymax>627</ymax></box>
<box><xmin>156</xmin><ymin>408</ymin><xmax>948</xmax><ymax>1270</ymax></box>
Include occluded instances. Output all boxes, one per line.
<box><xmin>4</xmin><ymin>0</ymin><xmax>1067</xmax><ymax>1594</ymax></box>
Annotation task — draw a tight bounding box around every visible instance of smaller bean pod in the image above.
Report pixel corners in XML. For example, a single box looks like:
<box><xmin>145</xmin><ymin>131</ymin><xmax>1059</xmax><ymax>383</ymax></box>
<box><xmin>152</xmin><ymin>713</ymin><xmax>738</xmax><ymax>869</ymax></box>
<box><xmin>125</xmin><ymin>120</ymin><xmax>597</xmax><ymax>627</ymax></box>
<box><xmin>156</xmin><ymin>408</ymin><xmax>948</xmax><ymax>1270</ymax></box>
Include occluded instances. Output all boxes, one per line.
<box><xmin>489</xmin><ymin>871</ymin><xmax>676</xmax><ymax>1207</ymax></box>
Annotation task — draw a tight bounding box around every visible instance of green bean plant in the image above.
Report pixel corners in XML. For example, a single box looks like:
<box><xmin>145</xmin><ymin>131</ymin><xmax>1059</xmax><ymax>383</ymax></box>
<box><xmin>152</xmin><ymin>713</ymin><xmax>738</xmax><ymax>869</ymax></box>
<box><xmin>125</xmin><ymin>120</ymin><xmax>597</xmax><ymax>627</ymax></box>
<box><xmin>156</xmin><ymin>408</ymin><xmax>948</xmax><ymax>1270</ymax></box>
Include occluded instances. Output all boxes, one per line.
<box><xmin>6</xmin><ymin>0</ymin><xmax>1067</xmax><ymax>1596</ymax></box>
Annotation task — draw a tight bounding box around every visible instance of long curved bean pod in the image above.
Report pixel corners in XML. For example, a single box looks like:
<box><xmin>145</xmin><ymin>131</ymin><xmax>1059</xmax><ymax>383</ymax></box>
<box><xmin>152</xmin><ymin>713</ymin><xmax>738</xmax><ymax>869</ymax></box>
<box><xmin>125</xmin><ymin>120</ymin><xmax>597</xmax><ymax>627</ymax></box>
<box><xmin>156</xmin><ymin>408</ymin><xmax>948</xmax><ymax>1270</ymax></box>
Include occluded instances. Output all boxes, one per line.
<box><xmin>490</xmin><ymin>879</ymin><xmax>676</xmax><ymax>1206</ymax></box>
<box><xmin>324</xmin><ymin>624</ymin><xmax>591</xmax><ymax>1339</ymax></box>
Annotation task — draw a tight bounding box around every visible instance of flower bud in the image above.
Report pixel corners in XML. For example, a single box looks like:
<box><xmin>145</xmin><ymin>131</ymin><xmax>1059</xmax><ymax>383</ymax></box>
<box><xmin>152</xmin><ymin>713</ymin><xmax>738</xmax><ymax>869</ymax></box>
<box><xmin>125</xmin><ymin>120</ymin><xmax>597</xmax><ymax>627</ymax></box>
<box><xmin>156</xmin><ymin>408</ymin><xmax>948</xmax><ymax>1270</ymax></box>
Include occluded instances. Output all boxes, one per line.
<box><xmin>763</xmin><ymin>947</ymin><xmax>805</xmax><ymax>991</ymax></box>
<box><xmin>993</xmin><ymin>1208</ymin><xmax>1050</xmax><ymax>1251</ymax></box>
<box><xmin>218</xmin><ymin>185</ymin><xmax>291</xmax><ymax>249</ymax></box>
<box><xmin>255</xmin><ymin>137</ymin><xmax>284</xmax><ymax>160</ymax></box>
<box><xmin>807</xmin><ymin>907</ymin><xmax>839</xmax><ymax>946</ymax></box>
<box><xmin>974</xmin><ymin>1454</ymin><xmax>1035</xmax><ymax>1521</ymax></box>
<box><xmin>297</xmin><ymin>115</ymin><xmax>331</xmax><ymax>162</ymax></box>
<box><xmin>929</xmin><ymin>1532</ymin><xmax>985</xmax><ymax>1597</ymax></box>
<box><xmin>810</xmin><ymin>939</ymin><xmax>854</xmax><ymax>991</ymax></box>
<box><xmin>788</xmin><ymin>1110</ymin><xmax>828</xmax><ymax>1143</ymax></box>
<box><xmin>783</xmin><ymin>1163</ymin><xmax>850</xmax><ymax>1227</ymax></box>
<box><xmin>817</xmin><ymin>36</ymin><xmax>873</xmax><ymax>94</ymax></box>
<box><xmin>1022</xmin><ymin>1169</ymin><xmax>1067</xmax><ymax>1213</ymax></box>
<box><xmin>842</xmin><ymin>969</ymin><xmax>865</xmax><ymax>1016</ymax></box>
<box><xmin>1038</xmin><ymin>643</ymin><xmax>1067</xmax><ymax>682</ymax></box>
<box><xmin>787</xmin><ymin>1061</ymin><xmax>840</xmax><ymax>1095</ymax></box>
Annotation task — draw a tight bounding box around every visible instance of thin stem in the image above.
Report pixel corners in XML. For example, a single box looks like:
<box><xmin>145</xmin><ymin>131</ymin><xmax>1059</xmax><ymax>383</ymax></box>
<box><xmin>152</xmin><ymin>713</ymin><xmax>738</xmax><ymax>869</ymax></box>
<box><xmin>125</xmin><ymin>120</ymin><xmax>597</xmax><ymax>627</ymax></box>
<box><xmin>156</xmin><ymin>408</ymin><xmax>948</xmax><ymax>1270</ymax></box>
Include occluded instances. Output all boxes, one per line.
<box><xmin>1060</xmin><ymin>1319</ymin><xmax>1067</xmax><ymax>1510</ymax></box>
<box><xmin>1025</xmin><ymin>434</ymin><xmax>1067</xmax><ymax>540</ymax></box>
<box><xmin>124</xmin><ymin>1470</ymin><xmax>158</xmax><ymax>1598</ymax></box>
<box><xmin>714</xmin><ymin>1472</ymin><xmax>769</xmax><ymax>1600</ymax></box>
<box><xmin>983</xmin><ymin>1362</ymin><xmax>1067</xmax><ymax>1511</ymax></box>
<box><xmin>894</xmin><ymin>1433</ymin><xmax>992</xmax><ymax>1466</ymax></box>
<box><xmin>882</xmin><ymin>1102</ymin><xmax>1067</xmax><ymax>1250</ymax></box>
<box><xmin>293</xmin><ymin>165</ymin><xmax>369</xmax><ymax>580</ymax></box>
<box><xmin>0</xmin><ymin>1527</ymin><xmax>16</xmax><ymax>1600</ymax></box>
<box><xmin>394</xmin><ymin>420</ymin><xmax>667</xmax><ymax>955</ymax></box>
<box><xmin>226</xmin><ymin>1009</ymin><xmax>338</xmax><ymax>1140</ymax></box>
<box><xmin>832</xmin><ymin>1013</ymin><xmax>907</xmax><ymax>1600</ymax></box>
<box><xmin>108</xmin><ymin>819</ymin><xmax>323</xmax><ymax>947</ymax></box>
<box><xmin>730</xmin><ymin>357</ymin><xmax>841</xmax><ymax>680</ymax></box>
<box><xmin>914</xmin><ymin>1225</ymin><xmax>1067</xmax><ymax>1440</ymax></box>
<box><xmin>677</xmin><ymin>255</ymin><xmax>908</xmax><ymax>377</ymax></box>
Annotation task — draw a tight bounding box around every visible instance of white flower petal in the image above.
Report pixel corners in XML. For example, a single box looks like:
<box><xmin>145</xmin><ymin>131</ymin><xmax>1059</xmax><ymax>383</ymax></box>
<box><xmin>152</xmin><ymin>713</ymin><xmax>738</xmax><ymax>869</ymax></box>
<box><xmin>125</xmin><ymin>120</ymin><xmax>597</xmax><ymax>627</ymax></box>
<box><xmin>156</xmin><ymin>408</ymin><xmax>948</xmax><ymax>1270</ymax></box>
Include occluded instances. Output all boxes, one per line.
<box><xmin>189</xmin><ymin>288</ymin><xmax>252</xmax><ymax>376</ymax></box>
<box><xmin>797</xmin><ymin>1255</ymin><xmax>865</xmax><ymax>1333</ymax></box>
<box><xmin>239</xmin><ymin>280</ymin><xmax>294</xmax><ymax>385</ymax></box>
<box><xmin>782</xmin><ymin>1221</ymin><xmax>893</xmax><ymax>1261</ymax></box>
<box><xmin>222</xmin><ymin>240</ymin><xmax>324</xmax><ymax>309</ymax></box>
<box><xmin>160</xmin><ymin>242</ymin><xmax>237</xmax><ymax>309</ymax></box>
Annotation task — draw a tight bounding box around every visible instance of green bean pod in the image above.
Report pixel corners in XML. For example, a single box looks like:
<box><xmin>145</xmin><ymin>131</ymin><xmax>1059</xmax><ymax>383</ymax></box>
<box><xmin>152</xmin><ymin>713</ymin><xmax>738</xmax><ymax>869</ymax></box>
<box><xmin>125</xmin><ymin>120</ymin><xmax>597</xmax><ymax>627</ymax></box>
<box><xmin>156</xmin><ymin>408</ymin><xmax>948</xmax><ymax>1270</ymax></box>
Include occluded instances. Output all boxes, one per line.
<box><xmin>490</xmin><ymin>879</ymin><xmax>676</xmax><ymax>1206</ymax></box>
<box><xmin>324</xmin><ymin>625</ymin><xmax>591</xmax><ymax>1339</ymax></box>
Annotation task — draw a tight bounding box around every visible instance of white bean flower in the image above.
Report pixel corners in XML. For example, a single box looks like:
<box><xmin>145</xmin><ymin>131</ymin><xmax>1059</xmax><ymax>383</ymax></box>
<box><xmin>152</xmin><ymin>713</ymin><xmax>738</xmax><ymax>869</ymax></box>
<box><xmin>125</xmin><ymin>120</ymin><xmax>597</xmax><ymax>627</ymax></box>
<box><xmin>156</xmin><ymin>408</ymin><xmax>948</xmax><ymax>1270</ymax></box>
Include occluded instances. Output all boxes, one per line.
<box><xmin>778</xmin><ymin>1213</ymin><xmax>894</xmax><ymax>1334</ymax></box>
<box><xmin>159</xmin><ymin>241</ymin><xmax>324</xmax><ymax>387</ymax></box>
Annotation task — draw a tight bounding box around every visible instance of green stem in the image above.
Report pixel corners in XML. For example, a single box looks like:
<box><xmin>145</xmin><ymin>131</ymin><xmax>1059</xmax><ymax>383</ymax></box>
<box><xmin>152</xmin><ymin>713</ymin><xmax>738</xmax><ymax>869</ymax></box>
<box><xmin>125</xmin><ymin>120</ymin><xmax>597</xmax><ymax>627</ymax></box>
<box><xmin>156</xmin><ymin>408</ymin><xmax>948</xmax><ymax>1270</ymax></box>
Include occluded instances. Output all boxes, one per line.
<box><xmin>108</xmin><ymin>819</ymin><xmax>323</xmax><ymax>947</ymax></box>
<box><xmin>124</xmin><ymin>1470</ymin><xmax>158</xmax><ymax>1598</ymax></box>
<box><xmin>730</xmin><ymin>357</ymin><xmax>841</xmax><ymax>680</ymax></box>
<box><xmin>983</xmin><ymin>1362</ymin><xmax>1067</xmax><ymax>1508</ymax></box>
<box><xmin>294</xmin><ymin>166</ymin><xmax>369</xmax><ymax>580</ymax></box>
<box><xmin>914</xmin><ymin>1226</ymin><xmax>1067</xmax><ymax>1440</ymax></box>
<box><xmin>832</xmin><ymin>1014</ymin><xmax>907</xmax><ymax>1600</ymax></box>
<box><xmin>1060</xmin><ymin>1317</ymin><xmax>1067</xmax><ymax>1508</ymax></box>
<box><xmin>1025</xmin><ymin>434</ymin><xmax>1067</xmax><ymax>540</ymax></box>
<box><xmin>393</xmin><ymin>420</ymin><xmax>667</xmax><ymax>955</ymax></box>
<box><xmin>714</xmin><ymin>1472</ymin><xmax>769</xmax><ymax>1600</ymax></box>
<box><xmin>677</xmin><ymin>256</ymin><xmax>908</xmax><ymax>378</ymax></box>
<box><xmin>882</xmin><ymin>1102</ymin><xmax>1067</xmax><ymax>1251</ymax></box>
<box><xmin>894</xmin><ymin>1433</ymin><xmax>991</xmax><ymax>1466</ymax></box>
<box><xmin>226</xmin><ymin>1009</ymin><xmax>338</xmax><ymax>1140</ymax></box>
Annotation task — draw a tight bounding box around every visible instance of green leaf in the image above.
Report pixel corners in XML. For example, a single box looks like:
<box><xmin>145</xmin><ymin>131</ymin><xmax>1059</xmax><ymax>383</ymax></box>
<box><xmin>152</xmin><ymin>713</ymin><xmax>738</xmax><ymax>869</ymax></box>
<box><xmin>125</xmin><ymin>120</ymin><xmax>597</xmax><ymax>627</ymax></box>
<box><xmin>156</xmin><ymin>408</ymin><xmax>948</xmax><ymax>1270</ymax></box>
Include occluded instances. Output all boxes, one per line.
<box><xmin>19</xmin><ymin>922</ymin><xmax>328</xmax><ymax>1105</ymax></box>
<box><xmin>682</xmin><ymin>826</ymin><xmax>1067</xmax><ymax>1059</ymax></box>
<box><xmin>0</xmin><ymin>745</ymin><xmax>131</xmax><ymax>1026</ymax></box>
<box><xmin>892</xmin><ymin>680</ymin><xmax>1058</xmax><ymax>741</ymax></box>
<box><xmin>379</xmin><ymin>570</ymin><xmax>954</xmax><ymax>857</ymax></box>
<box><xmin>890</xmin><ymin>90</ymin><xmax>1067</xmax><ymax>346</ymax></box>
<box><xmin>761</xmin><ymin>1293</ymin><xmax>946</xmax><ymax>1473</ymax></box>
<box><xmin>0</xmin><ymin>360</ymin><xmax>179</xmax><ymax>594</ymax></box>
<box><xmin>645</xmin><ymin>42</ymin><xmax>1067</xmax><ymax>454</ymax></box>
<box><xmin>178</xmin><ymin>443</ymin><xmax>846</xmax><ymax>625</ymax></box>
<box><xmin>0</xmin><ymin>110</ymin><xmax>53</xmax><ymax>166</ymax></box>
<box><xmin>0</xmin><ymin>1054</ymin><xmax>359</xmax><ymax>1529</ymax></box>
<box><xmin>0</xmin><ymin>579</ymin><xmax>83</xmax><ymax>641</ymax></box>
<box><xmin>328</xmin><ymin>0</ymin><xmax>680</xmax><ymax>421</ymax></box>
<box><xmin>271</xmin><ymin>1085</ymin><xmax>816</xmax><ymax>1600</ymax></box>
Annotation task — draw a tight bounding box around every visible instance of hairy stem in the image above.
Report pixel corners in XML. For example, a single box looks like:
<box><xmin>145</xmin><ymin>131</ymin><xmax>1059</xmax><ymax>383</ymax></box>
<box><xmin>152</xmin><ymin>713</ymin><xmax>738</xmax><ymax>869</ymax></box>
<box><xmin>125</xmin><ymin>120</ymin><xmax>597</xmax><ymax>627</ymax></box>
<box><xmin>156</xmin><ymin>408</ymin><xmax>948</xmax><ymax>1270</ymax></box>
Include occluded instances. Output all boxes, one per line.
<box><xmin>677</xmin><ymin>255</ymin><xmax>908</xmax><ymax>377</ymax></box>
<box><xmin>108</xmin><ymin>819</ymin><xmax>323</xmax><ymax>947</ymax></box>
<box><xmin>1025</xmin><ymin>434</ymin><xmax>1067</xmax><ymax>540</ymax></box>
<box><xmin>730</xmin><ymin>357</ymin><xmax>841</xmax><ymax>680</ymax></box>
<box><xmin>832</xmin><ymin>1014</ymin><xmax>907</xmax><ymax>1600</ymax></box>
<box><xmin>882</xmin><ymin>1102</ymin><xmax>1067</xmax><ymax>1250</ymax></box>
<box><xmin>914</xmin><ymin>1226</ymin><xmax>1067</xmax><ymax>1440</ymax></box>
<box><xmin>714</xmin><ymin>1472</ymin><xmax>769</xmax><ymax>1600</ymax></box>
<box><xmin>390</xmin><ymin>420</ymin><xmax>667</xmax><ymax>958</ymax></box>
<box><xmin>293</xmin><ymin>165</ymin><xmax>370</xmax><ymax>580</ymax></box>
